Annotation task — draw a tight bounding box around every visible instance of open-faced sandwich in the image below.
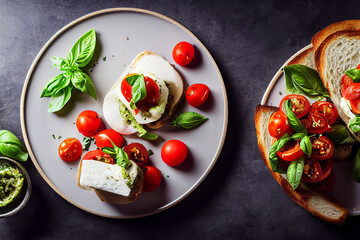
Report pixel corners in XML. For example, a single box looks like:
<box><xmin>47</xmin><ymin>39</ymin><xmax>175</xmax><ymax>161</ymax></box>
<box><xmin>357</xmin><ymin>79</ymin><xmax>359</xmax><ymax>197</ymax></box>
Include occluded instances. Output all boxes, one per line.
<box><xmin>103</xmin><ymin>50</ymin><xmax>184</xmax><ymax>140</ymax></box>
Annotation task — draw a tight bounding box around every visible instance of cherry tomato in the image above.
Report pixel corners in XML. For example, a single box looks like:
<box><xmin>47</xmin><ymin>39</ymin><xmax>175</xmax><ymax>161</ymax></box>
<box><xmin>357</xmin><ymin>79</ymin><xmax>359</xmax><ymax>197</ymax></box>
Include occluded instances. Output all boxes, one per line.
<box><xmin>76</xmin><ymin>110</ymin><xmax>101</xmax><ymax>137</ymax></box>
<box><xmin>58</xmin><ymin>138</ymin><xmax>82</xmax><ymax>161</ymax></box>
<box><xmin>83</xmin><ymin>149</ymin><xmax>114</xmax><ymax>164</ymax></box>
<box><xmin>186</xmin><ymin>84</ymin><xmax>210</xmax><ymax>107</ymax></box>
<box><xmin>307</xmin><ymin>113</ymin><xmax>330</xmax><ymax>134</ymax></box>
<box><xmin>309</xmin><ymin>169</ymin><xmax>336</xmax><ymax>193</ymax></box>
<box><xmin>94</xmin><ymin>129</ymin><xmax>125</xmax><ymax>148</ymax></box>
<box><xmin>311</xmin><ymin>136</ymin><xmax>334</xmax><ymax>160</ymax></box>
<box><xmin>349</xmin><ymin>98</ymin><xmax>360</xmax><ymax>114</ymax></box>
<box><xmin>311</xmin><ymin>101</ymin><xmax>338</xmax><ymax>125</ymax></box>
<box><xmin>123</xmin><ymin>143</ymin><xmax>149</xmax><ymax>166</ymax></box>
<box><xmin>172</xmin><ymin>41</ymin><xmax>195</xmax><ymax>66</ymax></box>
<box><xmin>161</xmin><ymin>140</ymin><xmax>188</xmax><ymax>166</ymax></box>
<box><xmin>279</xmin><ymin>94</ymin><xmax>311</xmax><ymax>118</ymax></box>
<box><xmin>301</xmin><ymin>158</ymin><xmax>323</xmax><ymax>183</ymax></box>
<box><xmin>121</xmin><ymin>75</ymin><xmax>160</xmax><ymax>111</ymax></box>
<box><xmin>319</xmin><ymin>158</ymin><xmax>333</xmax><ymax>180</ymax></box>
<box><xmin>276</xmin><ymin>139</ymin><xmax>304</xmax><ymax>161</ymax></box>
<box><xmin>268</xmin><ymin>111</ymin><xmax>289</xmax><ymax>138</ymax></box>
<box><xmin>341</xmin><ymin>74</ymin><xmax>353</xmax><ymax>96</ymax></box>
<box><xmin>142</xmin><ymin>166</ymin><xmax>161</xmax><ymax>191</ymax></box>
<box><xmin>342</xmin><ymin>82</ymin><xmax>360</xmax><ymax>100</ymax></box>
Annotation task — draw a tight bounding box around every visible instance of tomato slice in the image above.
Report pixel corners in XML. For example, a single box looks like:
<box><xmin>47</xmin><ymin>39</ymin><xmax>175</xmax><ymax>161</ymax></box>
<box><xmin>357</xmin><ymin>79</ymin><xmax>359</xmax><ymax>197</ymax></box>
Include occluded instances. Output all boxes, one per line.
<box><xmin>311</xmin><ymin>136</ymin><xmax>334</xmax><ymax>160</ymax></box>
<box><xmin>341</xmin><ymin>74</ymin><xmax>353</xmax><ymax>96</ymax></box>
<box><xmin>319</xmin><ymin>158</ymin><xmax>333</xmax><ymax>180</ymax></box>
<box><xmin>268</xmin><ymin>111</ymin><xmax>289</xmax><ymax>138</ymax></box>
<box><xmin>311</xmin><ymin>101</ymin><xmax>338</xmax><ymax>125</ymax></box>
<box><xmin>276</xmin><ymin>139</ymin><xmax>304</xmax><ymax>161</ymax></box>
<box><xmin>307</xmin><ymin>113</ymin><xmax>330</xmax><ymax>134</ymax></box>
<box><xmin>342</xmin><ymin>83</ymin><xmax>360</xmax><ymax>100</ymax></box>
<box><xmin>83</xmin><ymin>149</ymin><xmax>114</xmax><ymax>164</ymax></box>
<box><xmin>301</xmin><ymin>158</ymin><xmax>322</xmax><ymax>183</ymax></box>
<box><xmin>123</xmin><ymin>143</ymin><xmax>149</xmax><ymax>166</ymax></box>
<box><xmin>58</xmin><ymin>138</ymin><xmax>82</xmax><ymax>161</ymax></box>
<box><xmin>279</xmin><ymin>94</ymin><xmax>311</xmax><ymax>118</ymax></box>
<box><xmin>349</xmin><ymin>98</ymin><xmax>360</xmax><ymax>114</ymax></box>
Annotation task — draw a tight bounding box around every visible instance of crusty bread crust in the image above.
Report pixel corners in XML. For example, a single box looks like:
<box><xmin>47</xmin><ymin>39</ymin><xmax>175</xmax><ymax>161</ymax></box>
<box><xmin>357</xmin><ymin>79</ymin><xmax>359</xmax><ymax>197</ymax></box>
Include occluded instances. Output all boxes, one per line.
<box><xmin>255</xmin><ymin>105</ymin><xmax>348</xmax><ymax>225</ymax></box>
<box><xmin>287</xmin><ymin>47</ymin><xmax>316</xmax><ymax>69</ymax></box>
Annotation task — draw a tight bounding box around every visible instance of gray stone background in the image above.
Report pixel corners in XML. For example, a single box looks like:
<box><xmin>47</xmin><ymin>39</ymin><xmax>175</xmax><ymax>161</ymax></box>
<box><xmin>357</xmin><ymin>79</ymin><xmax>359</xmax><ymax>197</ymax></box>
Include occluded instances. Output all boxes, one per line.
<box><xmin>1</xmin><ymin>0</ymin><xmax>360</xmax><ymax>239</ymax></box>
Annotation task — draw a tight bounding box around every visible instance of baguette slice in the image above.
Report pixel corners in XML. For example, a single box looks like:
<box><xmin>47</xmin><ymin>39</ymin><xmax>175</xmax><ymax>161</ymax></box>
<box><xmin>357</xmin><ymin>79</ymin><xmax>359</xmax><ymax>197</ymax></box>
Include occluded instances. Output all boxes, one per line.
<box><xmin>255</xmin><ymin>104</ymin><xmax>348</xmax><ymax>225</ymax></box>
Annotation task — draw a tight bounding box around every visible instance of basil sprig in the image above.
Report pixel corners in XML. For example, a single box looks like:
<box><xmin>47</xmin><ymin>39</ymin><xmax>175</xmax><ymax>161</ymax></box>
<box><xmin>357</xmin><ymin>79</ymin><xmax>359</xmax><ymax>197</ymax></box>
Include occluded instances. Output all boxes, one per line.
<box><xmin>40</xmin><ymin>29</ymin><xmax>97</xmax><ymax>112</ymax></box>
<box><xmin>172</xmin><ymin>112</ymin><xmax>208</xmax><ymax>129</ymax></box>
<box><xmin>326</xmin><ymin>124</ymin><xmax>355</xmax><ymax>144</ymax></box>
<box><xmin>0</xmin><ymin>130</ymin><xmax>28</xmax><ymax>162</ymax></box>
<box><xmin>286</xmin><ymin>157</ymin><xmax>304</xmax><ymax>190</ymax></box>
<box><xmin>101</xmin><ymin>140</ymin><xmax>130</xmax><ymax>169</ymax></box>
<box><xmin>284</xmin><ymin>64</ymin><xmax>329</xmax><ymax>100</ymax></box>
<box><xmin>348</xmin><ymin>117</ymin><xmax>360</xmax><ymax>133</ymax></box>
<box><xmin>124</xmin><ymin>74</ymin><xmax>147</xmax><ymax>110</ymax></box>
<box><xmin>284</xmin><ymin>100</ymin><xmax>307</xmax><ymax>134</ymax></box>
<box><xmin>269</xmin><ymin>133</ymin><xmax>290</xmax><ymax>174</ymax></box>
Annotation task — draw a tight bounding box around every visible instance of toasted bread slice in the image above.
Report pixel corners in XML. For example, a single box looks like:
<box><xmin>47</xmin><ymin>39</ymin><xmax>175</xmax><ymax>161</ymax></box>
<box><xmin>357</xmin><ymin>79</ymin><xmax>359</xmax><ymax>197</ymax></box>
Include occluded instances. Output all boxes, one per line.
<box><xmin>287</xmin><ymin>47</ymin><xmax>316</xmax><ymax>69</ymax></box>
<box><xmin>255</xmin><ymin>104</ymin><xmax>348</xmax><ymax>225</ymax></box>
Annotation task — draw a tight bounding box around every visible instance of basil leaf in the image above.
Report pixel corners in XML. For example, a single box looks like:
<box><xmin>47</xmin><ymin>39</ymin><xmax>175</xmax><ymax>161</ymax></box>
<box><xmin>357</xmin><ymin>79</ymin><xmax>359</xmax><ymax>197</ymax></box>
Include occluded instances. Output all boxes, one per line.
<box><xmin>71</xmin><ymin>71</ymin><xmax>97</xmax><ymax>100</ymax></box>
<box><xmin>326</xmin><ymin>124</ymin><xmax>355</xmax><ymax>144</ymax></box>
<box><xmin>349</xmin><ymin>117</ymin><xmax>360</xmax><ymax>133</ymax></box>
<box><xmin>48</xmin><ymin>85</ymin><xmax>73</xmax><ymax>112</ymax></box>
<box><xmin>82</xmin><ymin>137</ymin><xmax>93</xmax><ymax>151</ymax></box>
<box><xmin>139</xmin><ymin>131</ymin><xmax>158</xmax><ymax>141</ymax></box>
<box><xmin>126</xmin><ymin>74</ymin><xmax>140</xmax><ymax>86</ymax></box>
<box><xmin>346</xmin><ymin>69</ymin><xmax>360</xmax><ymax>82</ymax></box>
<box><xmin>291</xmin><ymin>132</ymin><xmax>305</xmax><ymax>140</ymax></box>
<box><xmin>171</xmin><ymin>112</ymin><xmax>208</xmax><ymax>129</ymax></box>
<box><xmin>40</xmin><ymin>73</ymin><xmax>70</xmax><ymax>98</ymax></box>
<box><xmin>269</xmin><ymin>133</ymin><xmax>290</xmax><ymax>174</ymax></box>
<box><xmin>67</xmin><ymin>29</ymin><xmax>96</xmax><ymax>68</ymax></box>
<box><xmin>130</xmin><ymin>74</ymin><xmax>147</xmax><ymax>109</ymax></box>
<box><xmin>286</xmin><ymin>157</ymin><xmax>304</xmax><ymax>190</ymax></box>
<box><xmin>284</xmin><ymin>100</ymin><xmax>307</xmax><ymax>134</ymax></box>
<box><xmin>0</xmin><ymin>130</ymin><xmax>28</xmax><ymax>162</ymax></box>
<box><xmin>102</xmin><ymin>144</ymin><xmax>129</xmax><ymax>168</ymax></box>
<box><xmin>102</xmin><ymin>147</ymin><xmax>116</xmax><ymax>155</ymax></box>
<box><xmin>300</xmin><ymin>135</ymin><xmax>312</xmax><ymax>157</ymax></box>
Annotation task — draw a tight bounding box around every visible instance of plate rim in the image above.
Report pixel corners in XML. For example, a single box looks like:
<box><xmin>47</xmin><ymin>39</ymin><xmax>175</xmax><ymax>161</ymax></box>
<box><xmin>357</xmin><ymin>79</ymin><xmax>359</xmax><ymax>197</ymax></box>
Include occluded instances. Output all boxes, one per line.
<box><xmin>19</xmin><ymin>7</ymin><xmax>228</xmax><ymax>218</ymax></box>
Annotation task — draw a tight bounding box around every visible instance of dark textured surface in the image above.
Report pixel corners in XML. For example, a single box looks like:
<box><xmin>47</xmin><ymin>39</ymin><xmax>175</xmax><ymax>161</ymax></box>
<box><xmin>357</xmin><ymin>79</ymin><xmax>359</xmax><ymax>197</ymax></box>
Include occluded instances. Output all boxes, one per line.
<box><xmin>1</xmin><ymin>0</ymin><xmax>360</xmax><ymax>239</ymax></box>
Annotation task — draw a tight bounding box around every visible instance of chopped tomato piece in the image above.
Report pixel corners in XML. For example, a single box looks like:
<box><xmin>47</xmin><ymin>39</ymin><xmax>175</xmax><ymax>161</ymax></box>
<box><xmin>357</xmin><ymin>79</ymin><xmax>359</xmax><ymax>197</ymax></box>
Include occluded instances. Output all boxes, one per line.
<box><xmin>307</xmin><ymin>113</ymin><xmax>330</xmax><ymax>134</ymax></box>
<box><xmin>301</xmin><ymin>158</ymin><xmax>322</xmax><ymax>183</ymax></box>
<box><xmin>276</xmin><ymin>139</ymin><xmax>304</xmax><ymax>161</ymax></box>
<box><xmin>311</xmin><ymin>101</ymin><xmax>338</xmax><ymax>125</ymax></box>
<box><xmin>311</xmin><ymin>136</ymin><xmax>334</xmax><ymax>160</ymax></box>
<box><xmin>279</xmin><ymin>94</ymin><xmax>310</xmax><ymax>118</ymax></box>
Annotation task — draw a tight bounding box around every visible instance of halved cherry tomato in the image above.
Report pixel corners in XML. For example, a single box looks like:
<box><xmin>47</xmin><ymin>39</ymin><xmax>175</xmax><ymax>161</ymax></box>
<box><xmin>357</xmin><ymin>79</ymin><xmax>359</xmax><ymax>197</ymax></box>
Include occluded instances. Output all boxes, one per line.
<box><xmin>161</xmin><ymin>140</ymin><xmax>188</xmax><ymax>166</ymax></box>
<box><xmin>309</xmin><ymin>169</ymin><xmax>336</xmax><ymax>193</ymax></box>
<box><xmin>276</xmin><ymin>139</ymin><xmax>304</xmax><ymax>161</ymax></box>
<box><xmin>123</xmin><ymin>143</ymin><xmax>149</xmax><ymax>166</ymax></box>
<box><xmin>268</xmin><ymin>111</ymin><xmax>289</xmax><ymax>138</ymax></box>
<box><xmin>186</xmin><ymin>84</ymin><xmax>210</xmax><ymax>107</ymax></box>
<box><xmin>341</xmin><ymin>74</ymin><xmax>353</xmax><ymax>96</ymax></box>
<box><xmin>311</xmin><ymin>136</ymin><xmax>334</xmax><ymax>160</ymax></box>
<box><xmin>342</xmin><ymin>83</ymin><xmax>360</xmax><ymax>100</ymax></box>
<box><xmin>349</xmin><ymin>98</ymin><xmax>360</xmax><ymax>114</ymax></box>
<box><xmin>307</xmin><ymin>113</ymin><xmax>330</xmax><ymax>134</ymax></box>
<box><xmin>319</xmin><ymin>158</ymin><xmax>333</xmax><ymax>180</ymax></box>
<box><xmin>301</xmin><ymin>158</ymin><xmax>322</xmax><ymax>183</ymax></box>
<box><xmin>83</xmin><ymin>149</ymin><xmax>114</xmax><ymax>164</ymax></box>
<box><xmin>94</xmin><ymin>129</ymin><xmax>124</xmax><ymax>148</ymax></box>
<box><xmin>76</xmin><ymin>110</ymin><xmax>101</xmax><ymax>137</ymax></box>
<box><xmin>58</xmin><ymin>138</ymin><xmax>82</xmax><ymax>161</ymax></box>
<box><xmin>142</xmin><ymin>166</ymin><xmax>161</xmax><ymax>191</ymax></box>
<box><xmin>311</xmin><ymin>101</ymin><xmax>338</xmax><ymax>125</ymax></box>
<box><xmin>279</xmin><ymin>94</ymin><xmax>311</xmax><ymax>118</ymax></box>
<box><xmin>172</xmin><ymin>41</ymin><xmax>195</xmax><ymax>66</ymax></box>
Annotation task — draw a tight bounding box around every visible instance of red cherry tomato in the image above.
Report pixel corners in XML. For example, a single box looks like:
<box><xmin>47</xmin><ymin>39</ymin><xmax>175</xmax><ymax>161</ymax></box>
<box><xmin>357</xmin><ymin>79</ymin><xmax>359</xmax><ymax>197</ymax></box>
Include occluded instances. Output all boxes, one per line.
<box><xmin>319</xmin><ymin>158</ymin><xmax>333</xmax><ymax>181</ymax></box>
<box><xmin>279</xmin><ymin>94</ymin><xmax>311</xmax><ymax>118</ymax></box>
<box><xmin>341</xmin><ymin>74</ymin><xmax>353</xmax><ymax>96</ymax></box>
<box><xmin>121</xmin><ymin>75</ymin><xmax>160</xmax><ymax>111</ymax></box>
<box><xmin>349</xmin><ymin>98</ymin><xmax>360</xmax><ymax>114</ymax></box>
<box><xmin>76</xmin><ymin>110</ymin><xmax>101</xmax><ymax>137</ymax></box>
<box><xmin>123</xmin><ymin>143</ymin><xmax>149</xmax><ymax>166</ymax></box>
<box><xmin>276</xmin><ymin>139</ymin><xmax>304</xmax><ymax>161</ymax></box>
<box><xmin>311</xmin><ymin>101</ymin><xmax>338</xmax><ymax>125</ymax></box>
<box><xmin>309</xmin><ymin>169</ymin><xmax>336</xmax><ymax>193</ymax></box>
<box><xmin>83</xmin><ymin>149</ymin><xmax>114</xmax><ymax>164</ymax></box>
<box><xmin>94</xmin><ymin>129</ymin><xmax>125</xmax><ymax>148</ymax></box>
<box><xmin>311</xmin><ymin>136</ymin><xmax>334</xmax><ymax>160</ymax></box>
<box><xmin>268</xmin><ymin>111</ymin><xmax>289</xmax><ymax>138</ymax></box>
<box><xmin>186</xmin><ymin>84</ymin><xmax>210</xmax><ymax>107</ymax></box>
<box><xmin>58</xmin><ymin>138</ymin><xmax>82</xmax><ymax>161</ymax></box>
<box><xmin>142</xmin><ymin>166</ymin><xmax>161</xmax><ymax>191</ymax></box>
<box><xmin>301</xmin><ymin>158</ymin><xmax>323</xmax><ymax>183</ymax></box>
<box><xmin>161</xmin><ymin>140</ymin><xmax>188</xmax><ymax>166</ymax></box>
<box><xmin>172</xmin><ymin>41</ymin><xmax>195</xmax><ymax>66</ymax></box>
<box><xmin>342</xmin><ymin>83</ymin><xmax>360</xmax><ymax>100</ymax></box>
<box><xmin>307</xmin><ymin>113</ymin><xmax>330</xmax><ymax>134</ymax></box>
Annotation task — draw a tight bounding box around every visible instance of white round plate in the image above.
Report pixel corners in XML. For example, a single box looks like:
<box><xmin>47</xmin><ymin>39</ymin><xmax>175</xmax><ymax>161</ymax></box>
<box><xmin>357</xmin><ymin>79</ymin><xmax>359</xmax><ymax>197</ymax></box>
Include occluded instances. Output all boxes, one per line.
<box><xmin>262</xmin><ymin>44</ymin><xmax>359</xmax><ymax>216</ymax></box>
<box><xmin>20</xmin><ymin>8</ymin><xmax>228</xmax><ymax>218</ymax></box>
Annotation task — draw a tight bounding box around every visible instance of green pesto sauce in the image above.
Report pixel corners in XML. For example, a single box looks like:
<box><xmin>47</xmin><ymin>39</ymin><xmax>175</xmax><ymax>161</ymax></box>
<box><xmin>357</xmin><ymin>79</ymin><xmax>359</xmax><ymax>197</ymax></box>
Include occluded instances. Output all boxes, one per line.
<box><xmin>0</xmin><ymin>162</ymin><xmax>24</xmax><ymax>207</ymax></box>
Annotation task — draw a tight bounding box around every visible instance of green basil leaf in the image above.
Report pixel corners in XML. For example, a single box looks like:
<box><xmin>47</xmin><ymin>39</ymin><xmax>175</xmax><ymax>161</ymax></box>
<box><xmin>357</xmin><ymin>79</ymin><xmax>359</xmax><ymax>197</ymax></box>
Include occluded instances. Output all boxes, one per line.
<box><xmin>130</xmin><ymin>74</ymin><xmax>146</xmax><ymax>109</ymax></box>
<box><xmin>126</xmin><ymin>74</ymin><xmax>140</xmax><ymax>86</ymax></box>
<box><xmin>48</xmin><ymin>85</ymin><xmax>73</xmax><ymax>112</ymax></box>
<box><xmin>114</xmin><ymin>147</ymin><xmax>130</xmax><ymax>168</ymax></box>
<box><xmin>326</xmin><ymin>124</ymin><xmax>355</xmax><ymax>144</ymax></box>
<box><xmin>71</xmin><ymin>71</ymin><xmax>97</xmax><ymax>100</ymax></box>
<box><xmin>171</xmin><ymin>112</ymin><xmax>209</xmax><ymax>129</ymax></box>
<box><xmin>286</xmin><ymin>157</ymin><xmax>304</xmax><ymax>190</ymax></box>
<box><xmin>82</xmin><ymin>137</ymin><xmax>93</xmax><ymax>151</ymax></box>
<box><xmin>67</xmin><ymin>29</ymin><xmax>96</xmax><ymax>68</ymax></box>
<box><xmin>269</xmin><ymin>133</ymin><xmax>290</xmax><ymax>174</ymax></box>
<box><xmin>284</xmin><ymin>100</ymin><xmax>307</xmax><ymax>134</ymax></box>
<box><xmin>291</xmin><ymin>132</ymin><xmax>305</xmax><ymax>140</ymax></box>
<box><xmin>348</xmin><ymin>117</ymin><xmax>360</xmax><ymax>133</ymax></box>
<box><xmin>300</xmin><ymin>135</ymin><xmax>312</xmax><ymax>157</ymax></box>
<box><xmin>102</xmin><ymin>147</ymin><xmax>116</xmax><ymax>156</ymax></box>
<box><xmin>346</xmin><ymin>69</ymin><xmax>360</xmax><ymax>82</ymax></box>
<box><xmin>139</xmin><ymin>131</ymin><xmax>158</xmax><ymax>140</ymax></box>
<box><xmin>0</xmin><ymin>130</ymin><xmax>28</xmax><ymax>162</ymax></box>
<box><xmin>40</xmin><ymin>73</ymin><xmax>70</xmax><ymax>98</ymax></box>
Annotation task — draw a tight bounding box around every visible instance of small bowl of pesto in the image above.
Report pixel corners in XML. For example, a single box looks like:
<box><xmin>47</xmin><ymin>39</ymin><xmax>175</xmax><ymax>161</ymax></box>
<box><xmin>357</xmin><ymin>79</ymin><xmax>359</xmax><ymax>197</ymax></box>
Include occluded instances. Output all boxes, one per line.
<box><xmin>0</xmin><ymin>156</ymin><xmax>31</xmax><ymax>217</ymax></box>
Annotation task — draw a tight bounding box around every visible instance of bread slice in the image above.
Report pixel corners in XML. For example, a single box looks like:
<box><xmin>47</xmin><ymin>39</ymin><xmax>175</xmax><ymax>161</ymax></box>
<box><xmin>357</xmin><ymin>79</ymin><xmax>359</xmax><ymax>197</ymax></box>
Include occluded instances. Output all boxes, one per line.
<box><xmin>255</xmin><ymin>104</ymin><xmax>348</xmax><ymax>225</ymax></box>
<box><xmin>287</xmin><ymin>47</ymin><xmax>316</xmax><ymax>69</ymax></box>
